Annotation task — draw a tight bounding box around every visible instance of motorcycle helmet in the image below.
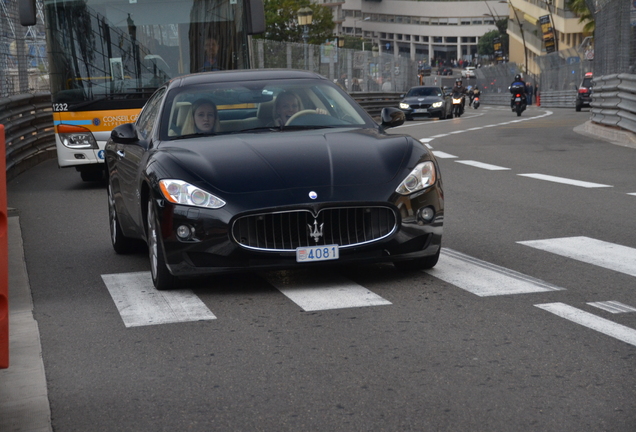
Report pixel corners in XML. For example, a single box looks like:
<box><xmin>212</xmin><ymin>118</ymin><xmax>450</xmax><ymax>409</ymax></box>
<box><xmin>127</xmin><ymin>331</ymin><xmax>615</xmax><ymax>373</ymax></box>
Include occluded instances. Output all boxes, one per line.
<box><xmin>514</xmin><ymin>74</ymin><xmax>521</xmax><ymax>81</ymax></box>
<box><xmin>455</xmin><ymin>79</ymin><xmax>462</xmax><ymax>85</ymax></box>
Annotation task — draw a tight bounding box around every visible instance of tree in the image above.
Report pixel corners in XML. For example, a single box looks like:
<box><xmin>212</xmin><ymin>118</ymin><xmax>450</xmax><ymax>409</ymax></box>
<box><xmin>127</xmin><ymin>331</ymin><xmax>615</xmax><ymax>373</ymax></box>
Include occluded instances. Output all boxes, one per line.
<box><xmin>257</xmin><ymin>0</ymin><xmax>335</xmax><ymax>44</ymax></box>
<box><xmin>478</xmin><ymin>29</ymin><xmax>508</xmax><ymax>58</ymax></box>
<box><xmin>566</xmin><ymin>0</ymin><xmax>594</xmax><ymax>34</ymax></box>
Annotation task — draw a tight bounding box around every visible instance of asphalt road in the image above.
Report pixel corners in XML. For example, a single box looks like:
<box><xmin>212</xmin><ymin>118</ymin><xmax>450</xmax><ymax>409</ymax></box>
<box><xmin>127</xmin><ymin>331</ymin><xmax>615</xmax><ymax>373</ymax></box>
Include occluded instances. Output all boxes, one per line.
<box><xmin>6</xmin><ymin>105</ymin><xmax>636</xmax><ymax>431</ymax></box>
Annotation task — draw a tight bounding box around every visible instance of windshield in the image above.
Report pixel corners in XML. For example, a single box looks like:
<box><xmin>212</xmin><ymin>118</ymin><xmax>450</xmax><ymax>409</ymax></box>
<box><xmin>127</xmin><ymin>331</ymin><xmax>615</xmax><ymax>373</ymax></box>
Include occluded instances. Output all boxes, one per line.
<box><xmin>161</xmin><ymin>79</ymin><xmax>375</xmax><ymax>139</ymax></box>
<box><xmin>406</xmin><ymin>87</ymin><xmax>442</xmax><ymax>97</ymax></box>
<box><xmin>45</xmin><ymin>0</ymin><xmax>251</xmax><ymax>110</ymax></box>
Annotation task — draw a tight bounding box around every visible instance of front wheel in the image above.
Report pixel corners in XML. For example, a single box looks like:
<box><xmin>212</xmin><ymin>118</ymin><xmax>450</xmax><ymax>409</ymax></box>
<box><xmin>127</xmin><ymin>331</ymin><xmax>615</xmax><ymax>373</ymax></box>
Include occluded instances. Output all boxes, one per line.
<box><xmin>147</xmin><ymin>198</ymin><xmax>178</xmax><ymax>290</ymax></box>
<box><xmin>108</xmin><ymin>184</ymin><xmax>137</xmax><ymax>254</ymax></box>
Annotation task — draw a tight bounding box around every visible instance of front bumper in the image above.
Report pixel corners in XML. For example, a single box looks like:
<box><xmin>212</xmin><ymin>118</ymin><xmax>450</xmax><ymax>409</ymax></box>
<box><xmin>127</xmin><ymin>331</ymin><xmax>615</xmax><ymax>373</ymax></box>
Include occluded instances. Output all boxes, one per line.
<box><xmin>156</xmin><ymin>185</ymin><xmax>444</xmax><ymax>277</ymax></box>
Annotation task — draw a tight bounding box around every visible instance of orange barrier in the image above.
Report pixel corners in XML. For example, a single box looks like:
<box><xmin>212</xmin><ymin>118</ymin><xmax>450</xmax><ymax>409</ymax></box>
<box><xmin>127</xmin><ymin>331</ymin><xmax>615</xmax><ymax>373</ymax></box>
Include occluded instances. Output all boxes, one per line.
<box><xmin>0</xmin><ymin>124</ymin><xmax>8</xmax><ymax>369</ymax></box>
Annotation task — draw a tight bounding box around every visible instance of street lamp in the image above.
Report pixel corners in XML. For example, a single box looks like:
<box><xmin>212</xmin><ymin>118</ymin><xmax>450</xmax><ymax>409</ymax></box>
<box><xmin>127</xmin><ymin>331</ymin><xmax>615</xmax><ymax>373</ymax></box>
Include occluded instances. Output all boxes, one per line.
<box><xmin>297</xmin><ymin>7</ymin><xmax>313</xmax><ymax>70</ymax></box>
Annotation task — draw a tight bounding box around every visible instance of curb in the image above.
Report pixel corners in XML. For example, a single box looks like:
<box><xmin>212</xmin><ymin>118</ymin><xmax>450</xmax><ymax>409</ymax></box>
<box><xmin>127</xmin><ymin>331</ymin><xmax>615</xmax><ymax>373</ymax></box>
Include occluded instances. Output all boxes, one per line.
<box><xmin>574</xmin><ymin>121</ymin><xmax>636</xmax><ymax>149</ymax></box>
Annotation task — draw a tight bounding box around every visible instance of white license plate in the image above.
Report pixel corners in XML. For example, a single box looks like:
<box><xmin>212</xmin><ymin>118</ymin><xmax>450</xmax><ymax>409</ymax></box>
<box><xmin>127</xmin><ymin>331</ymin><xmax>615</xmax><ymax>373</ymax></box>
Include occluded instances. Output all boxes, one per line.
<box><xmin>413</xmin><ymin>108</ymin><xmax>427</xmax><ymax>113</ymax></box>
<box><xmin>515</xmin><ymin>97</ymin><xmax>521</xmax><ymax>101</ymax></box>
<box><xmin>296</xmin><ymin>244</ymin><xmax>339</xmax><ymax>262</ymax></box>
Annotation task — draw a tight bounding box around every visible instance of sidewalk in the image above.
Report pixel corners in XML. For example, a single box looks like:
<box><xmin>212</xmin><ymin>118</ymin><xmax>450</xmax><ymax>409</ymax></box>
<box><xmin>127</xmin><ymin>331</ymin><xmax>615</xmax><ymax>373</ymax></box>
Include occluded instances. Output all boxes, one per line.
<box><xmin>0</xmin><ymin>213</ymin><xmax>52</xmax><ymax>432</ymax></box>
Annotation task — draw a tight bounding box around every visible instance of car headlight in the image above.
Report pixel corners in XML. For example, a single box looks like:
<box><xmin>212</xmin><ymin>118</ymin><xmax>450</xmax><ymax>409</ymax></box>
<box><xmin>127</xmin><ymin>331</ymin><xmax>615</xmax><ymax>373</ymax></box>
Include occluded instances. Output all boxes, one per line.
<box><xmin>399</xmin><ymin>103</ymin><xmax>410</xmax><ymax>109</ymax></box>
<box><xmin>396</xmin><ymin>161</ymin><xmax>436</xmax><ymax>195</ymax></box>
<box><xmin>431</xmin><ymin>101</ymin><xmax>443</xmax><ymax>108</ymax></box>
<box><xmin>159</xmin><ymin>179</ymin><xmax>226</xmax><ymax>209</ymax></box>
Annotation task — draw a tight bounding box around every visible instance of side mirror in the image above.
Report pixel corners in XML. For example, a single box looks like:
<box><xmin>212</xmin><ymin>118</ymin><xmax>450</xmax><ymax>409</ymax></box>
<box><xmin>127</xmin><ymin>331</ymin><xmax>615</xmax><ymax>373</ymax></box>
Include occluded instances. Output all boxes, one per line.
<box><xmin>246</xmin><ymin>0</ymin><xmax>265</xmax><ymax>35</ymax></box>
<box><xmin>19</xmin><ymin>0</ymin><xmax>36</xmax><ymax>26</ymax></box>
<box><xmin>110</xmin><ymin>123</ymin><xmax>139</xmax><ymax>144</ymax></box>
<box><xmin>380</xmin><ymin>107</ymin><xmax>405</xmax><ymax>129</ymax></box>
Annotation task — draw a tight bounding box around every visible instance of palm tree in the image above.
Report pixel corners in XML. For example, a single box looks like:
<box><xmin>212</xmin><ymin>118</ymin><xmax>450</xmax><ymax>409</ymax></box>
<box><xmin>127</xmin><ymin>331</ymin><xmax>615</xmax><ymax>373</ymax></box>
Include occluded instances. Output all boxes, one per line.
<box><xmin>566</xmin><ymin>0</ymin><xmax>594</xmax><ymax>34</ymax></box>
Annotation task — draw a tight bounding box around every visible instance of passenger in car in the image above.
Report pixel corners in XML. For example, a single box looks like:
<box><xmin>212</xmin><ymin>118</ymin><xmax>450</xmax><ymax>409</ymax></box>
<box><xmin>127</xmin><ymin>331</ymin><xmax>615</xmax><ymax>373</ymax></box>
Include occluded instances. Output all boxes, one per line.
<box><xmin>182</xmin><ymin>98</ymin><xmax>219</xmax><ymax>135</ymax></box>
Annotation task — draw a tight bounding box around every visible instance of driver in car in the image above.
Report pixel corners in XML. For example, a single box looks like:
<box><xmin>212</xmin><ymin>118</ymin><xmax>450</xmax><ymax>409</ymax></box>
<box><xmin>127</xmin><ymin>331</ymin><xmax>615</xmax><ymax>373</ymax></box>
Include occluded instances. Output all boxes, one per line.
<box><xmin>270</xmin><ymin>91</ymin><xmax>328</xmax><ymax>127</ymax></box>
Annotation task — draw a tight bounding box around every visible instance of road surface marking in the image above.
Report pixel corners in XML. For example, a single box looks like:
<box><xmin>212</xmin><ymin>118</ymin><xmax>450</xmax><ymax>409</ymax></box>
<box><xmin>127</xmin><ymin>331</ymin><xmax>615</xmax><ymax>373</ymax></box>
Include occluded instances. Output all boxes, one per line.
<box><xmin>426</xmin><ymin>248</ymin><xmax>564</xmax><ymax>297</ymax></box>
<box><xmin>432</xmin><ymin>151</ymin><xmax>458</xmax><ymax>159</ymax></box>
<box><xmin>588</xmin><ymin>301</ymin><xmax>636</xmax><ymax>314</ymax></box>
<box><xmin>263</xmin><ymin>270</ymin><xmax>391</xmax><ymax>312</ymax></box>
<box><xmin>517</xmin><ymin>236</ymin><xmax>636</xmax><ymax>277</ymax></box>
<box><xmin>517</xmin><ymin>173</ymin><xmax>612</xmax><ymax>188</ymax></box>
<box><xmin>535</xmin><ymin>303</ymin><xmax>636</xmax><ymax>347</ymax></box>
<box><xmin>101</xmin><ymin>272</ymin><xmax>217</xmax><ymax>327</ymax></box>
<box><xmin>455</xmin><ymin>160</ymin><xmax>510</xmax><ymax>170</ymax></box>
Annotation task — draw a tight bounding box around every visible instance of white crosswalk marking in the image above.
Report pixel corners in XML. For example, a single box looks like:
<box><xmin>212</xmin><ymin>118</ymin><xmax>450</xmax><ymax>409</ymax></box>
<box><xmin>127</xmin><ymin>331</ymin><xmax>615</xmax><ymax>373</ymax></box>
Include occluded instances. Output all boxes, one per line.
<box><xmin>263</xmin><ymin>270</ymin><xmax>392</xmax><ymax>312</ymax></box>
<box><xmin>535</xmin><ymin>303</ymin><xmax>636</xmax><ymax>347</ymax></box>
<box><xmin>517</xmin><ymin>173</ymin><xmax>612</xmax><ymax>188</ymax></box>
<box><xmin>426</xmin><ymin>249</ymin><xmax>564</xmax><ymax>296</ymax></box>
<box><xmin>432</xmin><ymin>151</ymin><xmax>458</xmax><ymax>159</ymax></box>
<box><xmin>518</xmin><ymin>236</ymin><xmax>636</xmax><ymax>277</ymax></box>
<box><xmin>455</xmin><ymin>160</ymin><xmax>510</xmax><ymax>170</ymax></box>
<box><xmin>101</xmin><ymin>272</ymin><xmax>217</xmax><ymax>327</ymax></box>
<box><xmin>587</xmin><ymin>301</ymin><xmax>636</xmax><ymax>314</ymax></box>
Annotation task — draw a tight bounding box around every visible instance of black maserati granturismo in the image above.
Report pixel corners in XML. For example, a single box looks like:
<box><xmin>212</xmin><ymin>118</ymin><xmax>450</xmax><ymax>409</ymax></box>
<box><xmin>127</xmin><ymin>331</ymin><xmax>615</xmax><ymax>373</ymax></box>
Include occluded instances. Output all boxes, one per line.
<box><xmin>105</xmin><ymin>69</ymin><xmax>444</xmax><ymax>290</ymax></box>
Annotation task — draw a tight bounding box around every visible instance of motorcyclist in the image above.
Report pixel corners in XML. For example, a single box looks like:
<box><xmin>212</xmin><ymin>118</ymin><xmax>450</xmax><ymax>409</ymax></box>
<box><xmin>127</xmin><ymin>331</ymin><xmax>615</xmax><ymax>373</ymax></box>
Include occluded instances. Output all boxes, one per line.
<box><xmin>452</xmin><ymin>78</ymin><xmax>467</xmax><ymax>111</ymax></box>
<box><xmin>509</xmin><ymin>74</ymin><xmax>527</xmax><ymax>111</ymax></box>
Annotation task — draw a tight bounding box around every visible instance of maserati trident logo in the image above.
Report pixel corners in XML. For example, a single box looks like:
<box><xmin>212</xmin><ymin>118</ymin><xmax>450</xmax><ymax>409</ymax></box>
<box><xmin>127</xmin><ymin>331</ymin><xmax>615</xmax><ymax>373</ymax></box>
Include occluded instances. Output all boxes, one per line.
<box><xmin>307</xmin><ymin>219</ymin><xmax>324</xmax><ymax>243</ymax></box>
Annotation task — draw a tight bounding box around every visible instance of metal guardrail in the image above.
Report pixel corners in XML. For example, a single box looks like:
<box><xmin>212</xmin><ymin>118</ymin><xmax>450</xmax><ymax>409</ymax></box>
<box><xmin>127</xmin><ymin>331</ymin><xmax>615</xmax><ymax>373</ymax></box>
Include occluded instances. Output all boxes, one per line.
<box><xmin>351</xmin><ymin>92</ymin><xmax>403</xmax><ymax>118</ymax></box>
<box><xmin>590</xmin><ymin>74</ymin><xmax>636</xmax><ymax>134</ymax></box>
<box><xmin>0</xmin><ymin>93</ymin><xmax>55</xmax><ymax>181</ymax></box>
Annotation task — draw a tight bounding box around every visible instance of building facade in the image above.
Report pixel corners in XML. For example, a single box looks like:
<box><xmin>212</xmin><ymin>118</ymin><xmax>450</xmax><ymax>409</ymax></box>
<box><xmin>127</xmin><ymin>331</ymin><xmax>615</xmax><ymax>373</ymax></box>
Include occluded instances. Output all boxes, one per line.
<box><xmin>507</xmin><ymin>0</ymin><xmax>588</xmax><ymax>75</ymax></box>
<box><xmin>332</xmin><ymin>0</ymin><xmax>510</xmax><ymax>64</ymax></box>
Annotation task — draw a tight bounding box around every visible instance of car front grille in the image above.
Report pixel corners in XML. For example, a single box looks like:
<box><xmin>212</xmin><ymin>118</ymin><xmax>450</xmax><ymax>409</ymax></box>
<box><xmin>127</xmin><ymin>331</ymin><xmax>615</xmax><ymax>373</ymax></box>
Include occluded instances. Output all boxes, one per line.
<box><xmin>232</xmin><ymin>206</ymin><xmax>397</xmax><ymax>252</ymax></box>
<box><xmin>409</xmin><ymin>103</ymin><xmax>432</xmax><ymax>109</ymax></box>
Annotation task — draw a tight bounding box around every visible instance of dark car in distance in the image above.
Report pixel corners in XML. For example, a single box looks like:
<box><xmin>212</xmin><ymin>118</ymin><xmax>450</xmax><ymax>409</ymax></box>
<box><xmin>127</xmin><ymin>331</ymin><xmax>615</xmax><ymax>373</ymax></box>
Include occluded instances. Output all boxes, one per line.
<box><xmin>399</xmin><ymin>86</ymin><xmax>453</xmax><ymax>120</ymax></box>
<box><xmin>576</xmin><ymin>72</ymin><xmax>593</xmax><ymax>112</ymax></box>
<box><xmin>105</xmin><ymin>69</ymin><xmax>444</xmax><ymax>290</ymax></box>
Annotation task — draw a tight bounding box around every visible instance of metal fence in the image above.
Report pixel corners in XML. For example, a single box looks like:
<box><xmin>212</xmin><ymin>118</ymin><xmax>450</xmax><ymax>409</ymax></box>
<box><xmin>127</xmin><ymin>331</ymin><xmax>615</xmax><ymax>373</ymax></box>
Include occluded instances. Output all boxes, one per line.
<box><xmin>586</xmin><ymin>0</ymin><xmax>635</xmax><ymax>76</ymax></box>
<box><xmin>251</xmin><ymin>39</ymin><xmax>418</xmax><ymax>94</ymax></box>
<box><xmin>0</xmin><ymin>0</ymin><xmax>48</xmax><ymax>98</ymax></box>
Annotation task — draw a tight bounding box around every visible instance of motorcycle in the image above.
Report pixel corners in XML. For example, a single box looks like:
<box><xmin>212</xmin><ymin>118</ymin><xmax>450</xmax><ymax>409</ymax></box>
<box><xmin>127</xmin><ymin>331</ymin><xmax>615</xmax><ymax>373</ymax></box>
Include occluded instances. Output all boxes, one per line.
<box><xmin>452</xmin><ymin>93</ymin><xmax>464</xmax><ymax>117</ymax></box>
<box><xmin>472</xmin><ymin>95</ymin><xmax>480</xmax><ymax>109</ymax></box>
<box><xmin>513</xmin><ymin>93</ymin><xmax>526</xmax><ymax>116</ymax></box>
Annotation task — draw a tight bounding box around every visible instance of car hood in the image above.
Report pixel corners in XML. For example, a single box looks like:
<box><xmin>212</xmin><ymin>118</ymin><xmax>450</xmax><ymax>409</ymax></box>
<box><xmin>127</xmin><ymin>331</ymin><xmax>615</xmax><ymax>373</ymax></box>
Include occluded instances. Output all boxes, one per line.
<box><xmin>157</xmin><ymin>128</ymin><xmax>415</xmax><ymax>194</ymax></box>
<box><xmin>402</xmin><ymin>95</ymin><xmax>442</xmax><ymax>104</ymax></box>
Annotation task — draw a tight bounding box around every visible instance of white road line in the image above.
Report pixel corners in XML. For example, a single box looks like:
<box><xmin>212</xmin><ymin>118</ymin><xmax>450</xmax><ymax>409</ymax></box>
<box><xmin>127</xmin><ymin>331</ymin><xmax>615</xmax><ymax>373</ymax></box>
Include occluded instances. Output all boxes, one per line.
<box><xmin>628</xmin><ymin>193</ymin><xmax>636</xmax><ymax>196</ymax></box>
<box><xmin>535</xmin><ymin>303</ymin><xmax>636</xmax><ymax>347</ymax></box>
<box><xmin>264</xmin><ymin>270</ymin><xmax>391</xmax><ymax>311</ymax></box>
<box><xmin>101</xmin><ymin>272</ymin><xmax>217</xmax><ymax>327</ymax></box>
<box><xmin>455</xmin><ymin>160</ymin><xmax>511</xmax><ymax>170</ymax></box>
<box><xmin>432</xmin><ymin>151</ymin><xmax>458</xmax><ymax>159</ymax></box>
<box><xmin>588</xmin><ymin>301</ymin><xmax>636</xmax><ymax>314</ymax></box>
<box><xmin>517</xmin><ymin>236</ymin><xmax>636</xmax><ymax>277</ymax></box>
<box><xmin>517</xmin><ymin>173</ymin><xmax>612</xmax><ymax>188</ymax></box>
<box><xmin>426</xmin><ymin>248</ymin><xmax>564</xmax><ymax>297</ymax></box>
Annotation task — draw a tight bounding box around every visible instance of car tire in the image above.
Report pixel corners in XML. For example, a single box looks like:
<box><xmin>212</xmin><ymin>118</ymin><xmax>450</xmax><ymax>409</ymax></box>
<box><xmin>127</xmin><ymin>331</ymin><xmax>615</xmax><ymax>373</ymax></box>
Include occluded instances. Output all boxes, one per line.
<box><xmin>575</xmin><ymin>101</ymin><xmax>582</xmax><ymax>112</ymax></box>
<box><xmin>147</xmin><ymin>198</ymin><xmax>178</xmax><ymax>290</ymax></box>
<box><xmin>394</xmin><ymin>248</ymin><xmax>440</xmax><ymax>271</ymax></box>
<box><xmin>108</xmin><ymin>184</ymin><xmax>138</xmax><ymax>254</ymax></box>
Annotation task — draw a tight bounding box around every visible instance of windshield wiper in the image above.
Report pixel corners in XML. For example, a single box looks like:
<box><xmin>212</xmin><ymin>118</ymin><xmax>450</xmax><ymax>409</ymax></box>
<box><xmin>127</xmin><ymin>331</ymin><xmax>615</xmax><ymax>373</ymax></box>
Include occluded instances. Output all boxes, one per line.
<box><xmin>69</xmin><ymin>92</ymin><xmax>152</xmax><ymax>110</ymax></box>
<box><xmin>227</xmin><ymin>126</ymin><xmax>279</xmax><ymax>134</ymax></box>
<box><xmin>178</xmin><ymin>132</ymin><xmax>218</xmax><ymax>139</ymax></box>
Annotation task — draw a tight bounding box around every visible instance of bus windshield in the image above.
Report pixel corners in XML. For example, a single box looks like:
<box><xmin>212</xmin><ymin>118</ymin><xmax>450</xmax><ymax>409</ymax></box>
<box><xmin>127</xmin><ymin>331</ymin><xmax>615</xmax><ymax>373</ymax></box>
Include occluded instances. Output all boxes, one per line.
<box><xmin>45</xmin><ymin>0</ymin><xmax>253</xmax><ymax>111</ymax></box>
